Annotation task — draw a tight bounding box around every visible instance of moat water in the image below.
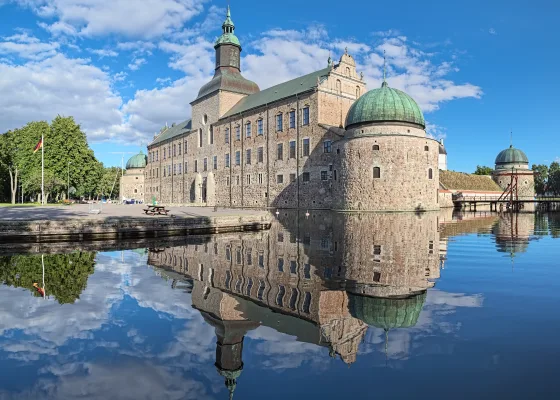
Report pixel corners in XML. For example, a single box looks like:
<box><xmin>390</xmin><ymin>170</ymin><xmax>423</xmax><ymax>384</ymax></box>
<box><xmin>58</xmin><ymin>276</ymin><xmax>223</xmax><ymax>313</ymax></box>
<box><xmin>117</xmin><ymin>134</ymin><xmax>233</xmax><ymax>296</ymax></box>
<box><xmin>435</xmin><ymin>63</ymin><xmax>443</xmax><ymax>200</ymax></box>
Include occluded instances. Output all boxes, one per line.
<box><xmin>1</xmin><ymin>210</ymin><xmax>559</xmax><ymax>399</ymax></box>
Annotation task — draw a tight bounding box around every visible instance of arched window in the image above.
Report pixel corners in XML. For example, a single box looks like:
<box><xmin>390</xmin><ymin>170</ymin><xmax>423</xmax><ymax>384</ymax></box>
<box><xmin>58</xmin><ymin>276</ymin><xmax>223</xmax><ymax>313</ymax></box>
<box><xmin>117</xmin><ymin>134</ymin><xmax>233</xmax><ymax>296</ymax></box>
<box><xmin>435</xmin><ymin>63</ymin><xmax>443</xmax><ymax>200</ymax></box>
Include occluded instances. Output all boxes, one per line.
<box><xmin>373</xmin><ymin>145</ymin><xmax>380</xmax><ymax>151</ymax></box>
<box><xmin>336</xmin><ymin>79</ymin><xmax>341</xmax><ymax>94</ymax></box>
<box><xmin>428</xmin><ymin>168</ymin><xmax>433</xmax><ymax>180</ymax></box>
<box><xmin>356</xmin><ymin>86</ymin><xmax>361</xmax><ymax>98</ymax></box>
<box><xmin>424</xmin><ymin>145</ymin><xmax>429</xmax><ymax>151</ymax></box>
<box><xmin>346</xmin><ymin>67</ymin><xmax>350</xmax><ymax>76</ymax></box>
<box><xmin>373</xmin><ymin>167</ymin><xmax>381</xmax><ymax>179</ymax></box>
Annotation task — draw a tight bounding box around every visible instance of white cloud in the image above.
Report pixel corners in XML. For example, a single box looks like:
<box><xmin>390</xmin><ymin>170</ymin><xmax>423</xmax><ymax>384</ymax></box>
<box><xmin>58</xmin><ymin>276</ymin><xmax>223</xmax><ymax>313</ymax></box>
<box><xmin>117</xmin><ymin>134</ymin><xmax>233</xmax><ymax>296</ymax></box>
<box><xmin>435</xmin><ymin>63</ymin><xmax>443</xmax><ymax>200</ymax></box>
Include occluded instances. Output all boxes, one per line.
<box><xmin>0</xmin><ymin>32</ymin><xmax>59</xmax><ymax>60</ymax></box>
<box><xmin>0</xmin><ymin>53</ymin><xmax>124</xmax><ymax>140</ymax></box>
<box><xmin>489</xmin><ymin>28</ymin><xmax>497</xmax><ymax>35</ymax></box>
<box><xmin>117</xmin><ymin>41</ymin><xmax>156</xmax><ymax>56</ymax></box>
<box><xmin>88</xmin><ymin>48</ymin><xmax>119</xmax><ymax>58</ymax></box>
<box><xmin>128</xmin><ymin>57</ymin><xmax>147</xmax><ymax>71</ymax></box>
<box><xmin>16</xmin><ymin>0</ymin><xmax>207</xmax><ymax>39</ymax></box>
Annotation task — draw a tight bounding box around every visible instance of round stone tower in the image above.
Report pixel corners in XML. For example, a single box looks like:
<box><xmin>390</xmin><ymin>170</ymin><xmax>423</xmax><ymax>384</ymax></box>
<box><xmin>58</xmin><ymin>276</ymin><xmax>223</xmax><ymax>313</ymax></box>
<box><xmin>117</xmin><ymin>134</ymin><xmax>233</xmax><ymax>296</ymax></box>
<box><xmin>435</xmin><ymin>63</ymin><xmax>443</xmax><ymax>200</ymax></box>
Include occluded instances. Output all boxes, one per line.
<box><xmin>121</xmin><ymin>151</ymin><xmax>147</xmax><ymax>202</ymax></box>
<box><xmin>491</xmin><ymin>145</ymin><xmax>535</xmax><ymax>200</ymax></box>
<box><xmin>333</xmin><ymin>77</ymin><xmax>440</xmax><ymax>211</ymax></box>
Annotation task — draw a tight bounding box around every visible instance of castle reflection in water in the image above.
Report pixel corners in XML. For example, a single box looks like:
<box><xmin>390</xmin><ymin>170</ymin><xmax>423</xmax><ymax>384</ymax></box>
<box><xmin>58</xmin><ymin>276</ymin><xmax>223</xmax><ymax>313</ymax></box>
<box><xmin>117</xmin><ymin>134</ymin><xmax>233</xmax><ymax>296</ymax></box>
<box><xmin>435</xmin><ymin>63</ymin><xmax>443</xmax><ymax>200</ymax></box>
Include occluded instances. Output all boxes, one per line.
<box><xmin>146</xmin><ymin>209</ymin><xmax>541</xmax><ymax>398</ymax></box>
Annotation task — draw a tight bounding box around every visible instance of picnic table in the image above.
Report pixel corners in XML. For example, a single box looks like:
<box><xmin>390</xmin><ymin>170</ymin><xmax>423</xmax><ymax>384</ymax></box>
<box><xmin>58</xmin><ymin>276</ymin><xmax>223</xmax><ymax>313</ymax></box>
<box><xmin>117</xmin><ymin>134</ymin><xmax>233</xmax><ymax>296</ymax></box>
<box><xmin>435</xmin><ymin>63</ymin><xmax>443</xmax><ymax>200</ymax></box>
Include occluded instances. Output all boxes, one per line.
<box><xmin>143</xmin><ymin>205</ymin><xmax>169</xmax><ymax>216</ymax></box>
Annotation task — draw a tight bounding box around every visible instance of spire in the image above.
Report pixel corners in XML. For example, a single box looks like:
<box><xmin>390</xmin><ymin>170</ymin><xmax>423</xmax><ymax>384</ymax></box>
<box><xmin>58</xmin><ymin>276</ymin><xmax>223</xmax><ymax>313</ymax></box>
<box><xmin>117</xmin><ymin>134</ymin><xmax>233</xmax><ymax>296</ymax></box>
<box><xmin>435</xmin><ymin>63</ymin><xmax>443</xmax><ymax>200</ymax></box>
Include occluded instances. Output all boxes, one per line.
<box><xmin>382</xmin><ymin>50</ymin><xmax>388</xmax><ymax>88</ymax></box>
<box><xmin>222</xmin><ymin>4</ymin><xmax>234</xmax><ymax>34</ymax></box>
<box><xmin>327</xmin><ymin>51</ymin><xmax>332</xmax><ymax>68</ymax></box>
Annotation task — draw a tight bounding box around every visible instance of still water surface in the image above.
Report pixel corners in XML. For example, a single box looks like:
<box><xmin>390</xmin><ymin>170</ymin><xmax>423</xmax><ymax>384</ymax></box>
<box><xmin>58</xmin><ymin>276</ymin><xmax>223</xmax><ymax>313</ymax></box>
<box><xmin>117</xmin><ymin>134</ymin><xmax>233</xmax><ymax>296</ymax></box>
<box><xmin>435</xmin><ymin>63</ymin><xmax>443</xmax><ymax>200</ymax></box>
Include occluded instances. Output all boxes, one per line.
<box><xmin>1</xmin><ymin>211</ymin><xmax>560</xmax><ymax>399</ymax></box>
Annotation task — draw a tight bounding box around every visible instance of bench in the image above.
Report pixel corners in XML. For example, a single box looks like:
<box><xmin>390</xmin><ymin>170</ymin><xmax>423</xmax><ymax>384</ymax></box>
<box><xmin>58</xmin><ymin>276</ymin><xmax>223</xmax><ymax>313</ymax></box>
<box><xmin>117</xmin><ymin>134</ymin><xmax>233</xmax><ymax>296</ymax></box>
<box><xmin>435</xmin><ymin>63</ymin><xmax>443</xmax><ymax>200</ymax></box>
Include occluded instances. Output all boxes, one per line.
<box><xmin>144</xmin><ymin>205</ymin><xmax>169</xmax><ymax>216</ymax></box>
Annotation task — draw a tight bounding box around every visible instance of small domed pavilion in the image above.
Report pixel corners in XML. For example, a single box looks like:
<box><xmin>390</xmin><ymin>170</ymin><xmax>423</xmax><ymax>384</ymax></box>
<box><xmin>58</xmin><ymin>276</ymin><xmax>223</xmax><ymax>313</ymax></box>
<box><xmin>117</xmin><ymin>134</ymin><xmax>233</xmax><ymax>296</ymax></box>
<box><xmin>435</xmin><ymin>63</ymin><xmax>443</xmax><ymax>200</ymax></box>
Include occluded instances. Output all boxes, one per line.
<box><xmin>120</xmin><ymin>151</ymin><xmax>147</xmax><ymax>203</ymax></box>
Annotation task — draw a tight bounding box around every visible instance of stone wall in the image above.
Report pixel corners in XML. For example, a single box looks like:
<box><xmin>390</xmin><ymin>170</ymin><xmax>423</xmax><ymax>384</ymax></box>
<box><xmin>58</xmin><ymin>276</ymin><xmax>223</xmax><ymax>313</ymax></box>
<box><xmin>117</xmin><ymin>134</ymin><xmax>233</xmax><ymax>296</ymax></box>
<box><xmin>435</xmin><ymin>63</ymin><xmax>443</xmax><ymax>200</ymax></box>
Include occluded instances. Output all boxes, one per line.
<box><xmin>333</xmin><ymin>128</ymin><xmax>440</xmax><ymax>211</ymax></box>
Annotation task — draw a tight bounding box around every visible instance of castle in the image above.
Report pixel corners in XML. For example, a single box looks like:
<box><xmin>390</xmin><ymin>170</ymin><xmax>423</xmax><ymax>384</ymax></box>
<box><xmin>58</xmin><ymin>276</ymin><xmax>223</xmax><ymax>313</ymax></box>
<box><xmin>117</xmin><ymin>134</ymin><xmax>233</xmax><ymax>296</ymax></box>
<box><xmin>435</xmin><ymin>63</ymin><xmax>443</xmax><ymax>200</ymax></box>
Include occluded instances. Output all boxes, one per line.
<box><xmin>139</xmin><ymin>6</ymin><xmax>441</xmax><ymax>212</ymax></box>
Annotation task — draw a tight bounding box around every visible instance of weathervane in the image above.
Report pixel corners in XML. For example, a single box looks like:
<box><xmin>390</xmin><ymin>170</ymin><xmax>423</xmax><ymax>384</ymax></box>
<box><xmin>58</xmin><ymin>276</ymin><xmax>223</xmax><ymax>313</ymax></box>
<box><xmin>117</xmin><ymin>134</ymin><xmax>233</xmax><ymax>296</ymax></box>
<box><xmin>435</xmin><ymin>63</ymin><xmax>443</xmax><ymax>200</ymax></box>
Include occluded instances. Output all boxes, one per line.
<box><xmin>383</xmin><ymin>50</ymin><xmax>387</xmax><ymax>83</ymax></box>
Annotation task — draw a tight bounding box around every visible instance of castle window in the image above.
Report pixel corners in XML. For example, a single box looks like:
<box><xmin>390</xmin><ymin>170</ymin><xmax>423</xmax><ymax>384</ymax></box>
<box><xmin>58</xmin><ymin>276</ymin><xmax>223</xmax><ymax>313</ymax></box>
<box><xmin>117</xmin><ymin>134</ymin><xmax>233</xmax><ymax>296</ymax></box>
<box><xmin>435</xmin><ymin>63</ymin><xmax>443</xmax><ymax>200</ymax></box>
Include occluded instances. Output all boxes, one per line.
<box><xmin>226</xmin><ymin>177</ymin><xmax>230</xmax><ymax>186</ymax></box>
<box><xmin>246</xmin><ymin>277</ymin><xmax>253</xmax><ymax>296</ymax></box>
<box><xmin>156</xmin><ymin>150</ymin><xmax>158</xmax><ymax>161</ymax></box>
<box><xmin>356</xmin><ymin>86</ymin><xmax>361</xmax><ymax>98</ymax></box>
<box><xmin>289</xmin><ymin>110</ymin><xmax>296</xmax><ymax>128</ymax></box>
<box><xmin>246</xmin><ymin>149</ymin><xmax>252</xmax><ymax>165</ymax></box>
<box><xmin>278</xmin><ymin>258</ymin><xmax>284</xmax><ymax>272</ymax></box>
<box><xmin>246</xmin><ymin>174</ymin><xmax>251</xmax><ymax>184</ymax></box>
<box><xmin>276</xmin><ymin>285</ymin><xmax>286</xmax><ymax>307</ymax></box>
<box><xmin>373</xmin><ymin>272</ymin><xmax>381</xmax><ymax>282</ymax></box>
<box><xmin>209</xmin><ymin>126</ymin><xmax>214</xmax><ymax>144</ymax></box>
<box><xmin>235</xmin><ymin>151</ymin><xmax>241</xmax><ymax>166</ymax></box>
<box><xmin>235</xmin><ymin>125</ymin><xmax>240</xmax><ymax>141</ymax></box>
<box><xmin>258</xmin><ymin>146</ymin><xmax>264</xmax><ymax>163</ymax></box>
<box><xmin>178</xmin><ymin>143</ymin><xmax>181</xmax><ymax>155</ymax></box>
<box><xmin>258</xmin><ymin>173</ymin><xmax>263</xmax><ymax>184</ymax></box>
<box><xmin>276</xmin><ymin>174</ymin><xmax>284</xmax><ymax>184</ymax></box>
<box><xmin>203</xmin><ymin>114</ymin><xmax>208</xmax><ymax>125</ymax></box>
<box><xmin>289</xmin><ymin>140</ymin><xmax>296</xmax><ymax>158</ymax></box>
<box><xmin>346</xmin><ymin>67</ymin><xmax>350</xmax><ymax>76</ymax></box>
<box><xmin>236</xmin><ymin>176</ymin><xmax>240</xmax><ymax>185</ymax></box>
<box><xmin>203</xmin><ymin>157</ymin><xmax>207</xmax><ymax>172</ymax></box>
<box><xmin>321</xmin><ymin>171</ymin><xmax>328</xmax><ymax>181</ymax></box>
<box><xmin>163</xmin><ymin>148</ymin><xmax>166</xmax><ymax>159</ymax></box>
<box><xmin>276</xmin><ymin>113</ymin><xmax>283</xmax><ymax>131</ymax></box>
<box><xmin>225</xmin><ymin>270</ymin><xmax>232</xmax><ymax>289</ymax></box>
<box><xmin>302</xmin><ymin>291</ymin><xmax>311</xmax><ymax>313</ymax></box>
<box><xmin>289</xmin><ymin>288</ymin><xmax>298</xmax><ymax>310</ymax></box>
<box><xmin>303</xmin><ymin>138</ymin><xmax>310</xmax><ymax>156</ymax></box>
<box><xmin>257</xmin><ymin>119</ymin><xmax>263</xmax><ymax>135</ymax></box>
<box><xmin>173</xmin><ymin>144</ymin><xmax>176</xmax><ymax>157</ymax></box>
<box><xmin>173</xmin><ymin>164</ymin><xmax>176</xmax><ymax>175</ymax></box>
<box><xmin>290</xmin><ymin>173</ymin><xmax>296</xmax><ymax>182</ymax></box>
<box><xmin>373</xmin><ymin>145</ymin><xmax>380</xmax><ymax>151</ymax></box>
<box><xmin>290</xmin><ymin>261</ymin><xmax>297</xmax><ymax>274</ymax></box>
<box><xmin>373</xmin><ymin>167</ymin><xmax>381</xmax><ymax>179</ymax></box>
<box><xmin>428</xmin><ymin>168</ymin><xmax>433</xmax><ymax>180</ymax></box>
<box><xmin>225</xmin><ymin>153</ymin><xmax>230</xmax><ymax>168</ymax></box>
<box><xmin>336</xmin><ymin>79</ymin><xmax>341</xmax><ymax>94</ymax></box>
<box><xmin>194</xmin><ymin>160</ymin><xmax>198</xmax><ymax>172</ymax></box>
<box><xmin>424</xmin><ymin>145</ymin><xmax>429</xmax><ymax>151</ymax></box>
<box><xmin>168</xmin><ymin>165</ymin><xmax>171</xmax><ymax>176</ymax></box>
<box><xmin>257</xmin><ymin>280</ymin><xmax>265</xmax><ymax>300</ymax></box>
<box><xmin>213</xmin><ymin>155</ymin><xmax>217</xmax><ymax>170</ymax></box>
<box><xmin>178</xmin><ymin>163</ymin><xmax>182</xmax><ymax>174</ymax></box>
<box><xmin>302</xmin><ymin>172</ymin><xmax>310</xmax><ymax>182</ymax></box>
<box><xmin>163</xmin><ymin>168</ymin><xmax>166</xmax><ymax>177</ymax></box>
<box><xmin>334</xmin><ymin>170</ymin><xmax>337</xmax><ymax>180</ymax></box>
<box><xmin>277</xmin><ymin>143</ymin><xmax>283</xmax><ymax>160</ymax></box>
<box><xmin>246</xmin><ymin>121</ymin><xmax>251</xmax><ymax>138</ymax></box>
<box><xmin>225</xmin><ymin>127</ymin><xmax>230</xmax><ymax>144</ymax></box>
<box><xmin>323</xmin><ymin>140</ymin><xmax>332</xmax><ymax>153</ymax></box>
<box><xmin>302</xmin><ymin>106</ymin><xmax>310</xmax><ymax>125</ymax></box>
<box><xmin>198</xmin><ymin>129</ymin><xmax>203</xmax><ymax>147</ymax></box>
<box><xmin>134</xmin><ymin>189</ymin><xmax>137</xmax><ymax>194</ymax></box>
<box><xmin>278</xmin><ymin>232</ymin><xmax>284</xmax><ymax>242</ymax></box>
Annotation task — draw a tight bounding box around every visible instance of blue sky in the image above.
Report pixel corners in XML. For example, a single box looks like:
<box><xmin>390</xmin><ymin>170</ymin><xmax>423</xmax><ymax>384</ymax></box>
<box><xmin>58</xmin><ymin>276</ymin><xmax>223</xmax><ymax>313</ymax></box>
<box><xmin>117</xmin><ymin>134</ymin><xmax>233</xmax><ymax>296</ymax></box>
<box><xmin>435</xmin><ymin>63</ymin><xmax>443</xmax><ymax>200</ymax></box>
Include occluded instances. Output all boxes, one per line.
<box><xmin>0</xmin><ymin>0</ymin><xmax>558</xmax><ymax>172</ymax></box>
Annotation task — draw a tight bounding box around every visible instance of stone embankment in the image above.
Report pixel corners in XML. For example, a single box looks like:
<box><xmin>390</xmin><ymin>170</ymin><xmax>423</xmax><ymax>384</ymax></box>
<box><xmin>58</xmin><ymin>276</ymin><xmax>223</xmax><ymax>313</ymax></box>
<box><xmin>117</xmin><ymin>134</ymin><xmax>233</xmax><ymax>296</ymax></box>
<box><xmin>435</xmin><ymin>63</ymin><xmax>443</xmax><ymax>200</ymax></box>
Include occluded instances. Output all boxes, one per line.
<box><xmin>0</xmin><ymin>204</ymin><xmax>272</xmax><ymax>243</ymax></box>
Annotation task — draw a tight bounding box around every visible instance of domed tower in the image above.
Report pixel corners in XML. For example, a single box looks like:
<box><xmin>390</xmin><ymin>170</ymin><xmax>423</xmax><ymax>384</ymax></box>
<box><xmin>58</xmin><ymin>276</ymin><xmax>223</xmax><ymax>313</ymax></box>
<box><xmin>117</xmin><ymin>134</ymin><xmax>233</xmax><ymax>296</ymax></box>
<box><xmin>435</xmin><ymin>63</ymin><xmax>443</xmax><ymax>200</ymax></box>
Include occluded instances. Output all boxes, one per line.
<box><xmin>121</xmin><ymin>151</ymin><xmax>147</xmax><ymax>202</ymax></box>
<box><xmin>492</xmin><ymin>145</ymin><xmax>535</xmax><ymax>200</ymax></box>
<box><xmin>191</xmin><ymin>6</ymin><xmax>259</xmax><ymax>126</ymax></box>
<box><xmin>333</xmin><ymin>72</ymin><xmax>440</xmax><ymax>211</ymax></box>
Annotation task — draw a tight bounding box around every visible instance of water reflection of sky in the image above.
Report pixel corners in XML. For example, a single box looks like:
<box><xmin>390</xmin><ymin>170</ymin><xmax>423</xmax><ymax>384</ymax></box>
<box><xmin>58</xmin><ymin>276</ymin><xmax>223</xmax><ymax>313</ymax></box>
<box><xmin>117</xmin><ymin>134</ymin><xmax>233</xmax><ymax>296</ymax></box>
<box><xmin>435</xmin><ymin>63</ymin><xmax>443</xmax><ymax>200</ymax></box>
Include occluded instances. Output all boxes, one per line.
<box><xmin>0</xmin><ymin>213</ymin><xmax>559</xmax><ymax>399</ymax></box>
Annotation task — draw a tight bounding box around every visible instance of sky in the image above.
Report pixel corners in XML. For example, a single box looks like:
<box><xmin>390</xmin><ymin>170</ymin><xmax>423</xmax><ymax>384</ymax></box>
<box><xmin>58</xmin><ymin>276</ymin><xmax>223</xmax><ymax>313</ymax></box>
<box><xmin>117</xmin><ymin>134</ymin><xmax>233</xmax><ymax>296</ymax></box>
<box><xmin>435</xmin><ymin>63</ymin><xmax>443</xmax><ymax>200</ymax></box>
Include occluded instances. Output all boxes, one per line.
<box><xmin>0</xmin><ymin>0</ymin><xmax>558</xmax><ymax>172</ymax></box>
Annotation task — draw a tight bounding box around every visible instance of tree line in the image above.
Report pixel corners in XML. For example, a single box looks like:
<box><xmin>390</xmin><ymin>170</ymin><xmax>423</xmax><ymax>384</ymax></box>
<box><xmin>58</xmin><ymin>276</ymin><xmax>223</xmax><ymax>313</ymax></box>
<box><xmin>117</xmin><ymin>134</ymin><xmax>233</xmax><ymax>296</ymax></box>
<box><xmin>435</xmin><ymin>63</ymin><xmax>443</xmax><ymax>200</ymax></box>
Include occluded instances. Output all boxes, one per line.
<box><xmin>0</xmin><ymin>116</ymin><xmax>121</xmax><ymax>204</ymax></box>
<box><xmin>532</xmin><ymin>162</ymin><xmax>560</xmax><ymax>196</ymax></box>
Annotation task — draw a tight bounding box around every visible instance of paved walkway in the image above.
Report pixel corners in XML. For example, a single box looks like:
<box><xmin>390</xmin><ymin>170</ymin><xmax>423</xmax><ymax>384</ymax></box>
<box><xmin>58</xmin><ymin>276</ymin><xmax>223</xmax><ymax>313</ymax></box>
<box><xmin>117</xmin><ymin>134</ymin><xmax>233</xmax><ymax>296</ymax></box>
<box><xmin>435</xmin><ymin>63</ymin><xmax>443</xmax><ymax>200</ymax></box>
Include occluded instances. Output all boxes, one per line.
<box><xmin>0</xmin><ymin>204</ymin><xmax>270</xmax><ymax>221</ymax></box>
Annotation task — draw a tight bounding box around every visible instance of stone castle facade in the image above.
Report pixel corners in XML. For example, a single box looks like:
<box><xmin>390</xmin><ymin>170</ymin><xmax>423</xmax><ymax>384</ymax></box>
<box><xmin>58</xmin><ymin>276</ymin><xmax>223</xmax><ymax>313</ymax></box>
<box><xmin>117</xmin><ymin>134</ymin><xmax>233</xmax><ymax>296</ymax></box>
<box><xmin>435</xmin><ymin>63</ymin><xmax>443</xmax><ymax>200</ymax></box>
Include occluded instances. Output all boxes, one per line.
<box><xmin>144</xmin><ymin>7</ymin><xmax>441</xmax><ymax>212</ymax></box>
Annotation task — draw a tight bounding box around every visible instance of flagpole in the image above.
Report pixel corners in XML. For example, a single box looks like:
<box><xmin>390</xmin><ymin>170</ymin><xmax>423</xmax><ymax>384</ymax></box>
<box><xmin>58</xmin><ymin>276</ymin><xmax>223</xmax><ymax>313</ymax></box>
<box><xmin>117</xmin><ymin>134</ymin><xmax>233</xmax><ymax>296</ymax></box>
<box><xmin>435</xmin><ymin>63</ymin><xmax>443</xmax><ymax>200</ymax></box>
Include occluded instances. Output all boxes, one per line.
<box><xmin>41</xmin><ymin>131</ymin><xmax>44</xmax><ymax>205</ymax></box>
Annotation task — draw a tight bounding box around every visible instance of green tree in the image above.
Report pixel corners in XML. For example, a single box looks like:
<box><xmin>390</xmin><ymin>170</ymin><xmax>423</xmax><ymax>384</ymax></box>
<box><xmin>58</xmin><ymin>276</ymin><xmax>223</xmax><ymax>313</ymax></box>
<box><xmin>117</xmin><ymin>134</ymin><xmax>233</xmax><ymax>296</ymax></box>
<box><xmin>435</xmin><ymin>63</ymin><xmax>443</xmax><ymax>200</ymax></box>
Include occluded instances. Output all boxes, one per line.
<box><xmin>0</xmin><ymin>251</ymin><xmax>96</xmax><ymax>304</ymax></box>
<box><xmin>0</xmin><ymin>130</ymin><xmax>24</xmax><ymax>204</ymax></box>
<box><xmin>474</xmin><ymin>165</ymin><xmax>493</xmax><ymax>175</ymax></box>
<box><xmin>532</xmin><ymin>164</ymin><xmax>549</xmax><ymax>195</ymax></box>
<box><xmin>548</xmin><ymin>162</ymin><xmax>560</xmax><ymax>195</ymax></box>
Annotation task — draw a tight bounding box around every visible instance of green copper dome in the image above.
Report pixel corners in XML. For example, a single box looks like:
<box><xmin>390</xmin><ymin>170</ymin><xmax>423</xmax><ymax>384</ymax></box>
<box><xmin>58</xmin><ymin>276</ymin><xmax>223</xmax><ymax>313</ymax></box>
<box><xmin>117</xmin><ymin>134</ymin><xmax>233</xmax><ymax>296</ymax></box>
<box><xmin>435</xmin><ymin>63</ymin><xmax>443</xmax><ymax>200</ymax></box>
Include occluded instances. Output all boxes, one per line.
<box><xmin>215</xmin><ymin>6</ymin><xmax>241</xmax><ymax>49</ymax></box>
<box><xmin>345</xmin><ymin>82</ymin><xmax>425</xmax><ymax>129</ymax></box>
<box><xmin>495</xmin><ymin>145</ymin><xmax>529</xmax><ymax>166</ymax></box>
<box><xmin>126</xmin><ymin>152</ymin><xmax>147</xmax><ymax>169</ymax></box>
<box><xmin>348</xmin><ymin>292</ymin><xmax>426</xmax><ymax>329</ymax></box>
